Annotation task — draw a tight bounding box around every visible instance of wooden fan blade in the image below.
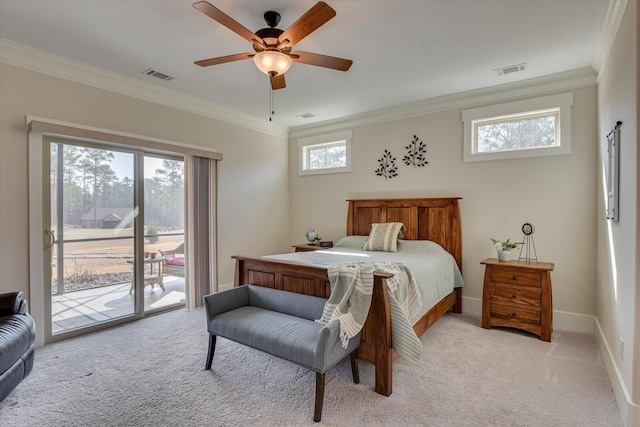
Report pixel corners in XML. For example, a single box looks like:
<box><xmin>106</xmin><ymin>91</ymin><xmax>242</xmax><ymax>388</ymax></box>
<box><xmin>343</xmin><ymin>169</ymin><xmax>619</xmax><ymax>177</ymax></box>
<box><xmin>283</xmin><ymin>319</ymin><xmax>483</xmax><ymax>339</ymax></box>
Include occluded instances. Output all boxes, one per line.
<box><xmin>278</xmin><ymin>1</ymin><xmax>336</xmax><ymax>47</ymax></box>
<box><xmin>195</xmin><ymin>53</ymin><xmax>254</xmax><ymax>67</ymax></box>
<box><xmin>193</xmin><ymin>1</ymin><xmax>264</xmax><ymax>45</ymax></box>
<box><xmin>270</xmin><ymin>73</ymin><xmax>286</xmax><ymax>90</ymax></box>
<box><xmin>290</xmin><ymin>51</ymin><xmax>353</xmax><ymax>71</ymax></box>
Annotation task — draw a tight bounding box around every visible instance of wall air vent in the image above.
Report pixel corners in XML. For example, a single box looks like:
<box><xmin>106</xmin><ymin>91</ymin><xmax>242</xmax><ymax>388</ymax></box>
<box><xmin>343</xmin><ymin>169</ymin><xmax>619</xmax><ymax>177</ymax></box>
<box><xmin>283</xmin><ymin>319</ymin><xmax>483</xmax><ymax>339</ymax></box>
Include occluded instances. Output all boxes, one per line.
<box><xmin>143</xmin><ymin>68</ymin><xmax>174</xmax><ymax>81</ymax></box>
<box><xmin>494</xmin><ymin>62</ymin><xmax>528</xmax><ymax>76</ymax></box>
<box><xmin>295</xmin><ymin>113</ymin><xmax>316</xmax><ymax>119</ymax></box>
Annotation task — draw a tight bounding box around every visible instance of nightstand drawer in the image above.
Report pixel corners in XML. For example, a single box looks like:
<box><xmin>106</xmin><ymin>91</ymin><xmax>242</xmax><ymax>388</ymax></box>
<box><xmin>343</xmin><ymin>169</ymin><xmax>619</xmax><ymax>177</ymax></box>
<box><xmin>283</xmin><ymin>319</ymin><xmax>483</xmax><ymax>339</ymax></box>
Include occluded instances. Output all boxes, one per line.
<box><xmin>491</xmin><ymin>284</ymin><xmax>541</xmax><ymax>308</ymax></box>
<box><xmin>490</xmin><ymin>303</ymin><xmax>541</xmax><ymax>325</ymax></box>
<box><xmin>490</xmin><ymin>268</ymin><xmax>542</xmax><ymax>288</ymax></box>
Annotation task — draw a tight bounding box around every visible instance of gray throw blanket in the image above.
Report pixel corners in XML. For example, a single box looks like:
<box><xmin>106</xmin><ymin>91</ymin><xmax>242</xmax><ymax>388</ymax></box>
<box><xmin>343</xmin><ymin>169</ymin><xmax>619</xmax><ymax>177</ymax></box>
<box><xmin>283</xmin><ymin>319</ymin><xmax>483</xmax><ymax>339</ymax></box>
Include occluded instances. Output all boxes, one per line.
<box><xmin>316</xmin><ymin>262</ymin><xmax>424</xmax><ymax>362</ymax></box>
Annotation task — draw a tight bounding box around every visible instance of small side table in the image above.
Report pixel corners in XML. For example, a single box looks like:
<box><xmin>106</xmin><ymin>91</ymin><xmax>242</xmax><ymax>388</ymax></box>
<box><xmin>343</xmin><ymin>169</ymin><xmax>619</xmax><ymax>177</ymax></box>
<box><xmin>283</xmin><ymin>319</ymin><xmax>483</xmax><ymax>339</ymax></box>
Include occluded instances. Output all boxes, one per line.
<box><xmin>292</xmin><ymin>243</ymin><xmax>330</xmax><ymax>252</ymax></box>
<box><xmin>481</xmin><ymin>258</ymin><xmax>554</xmax><ymax>341</ymax></box>
<box><xmin>127</xmin><ymin>256</ymin><xmax>166</xmax><ymax>293</ymax></box>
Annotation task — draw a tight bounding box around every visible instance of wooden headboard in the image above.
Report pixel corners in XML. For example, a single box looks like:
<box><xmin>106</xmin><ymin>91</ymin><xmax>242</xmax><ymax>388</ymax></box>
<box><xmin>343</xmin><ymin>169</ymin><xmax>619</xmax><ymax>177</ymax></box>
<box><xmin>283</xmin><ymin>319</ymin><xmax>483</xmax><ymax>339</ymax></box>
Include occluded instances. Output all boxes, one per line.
<box><xmin>346</xmin><ymin>198</ymin><xmax>462</xmax><ymax>271</ymax></box>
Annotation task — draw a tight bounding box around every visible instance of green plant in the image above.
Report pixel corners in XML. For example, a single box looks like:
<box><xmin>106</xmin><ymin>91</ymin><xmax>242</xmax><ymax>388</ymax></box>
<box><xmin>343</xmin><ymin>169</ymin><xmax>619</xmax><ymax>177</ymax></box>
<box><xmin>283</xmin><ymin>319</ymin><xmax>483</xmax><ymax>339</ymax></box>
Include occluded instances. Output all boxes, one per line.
<box><xmin>490</xmin><ymin>238</ymin><xmax>523</xmax><ymax>251</ymax></box>
<box><xmin>314</xmin><ymin>235</ymin><xmax>322</xmax><ymax>242</ymax></box>
<box><xmin>147</xmin><ymin>224</ymin><xmax>159</xmax><ymax>243</ymax></box>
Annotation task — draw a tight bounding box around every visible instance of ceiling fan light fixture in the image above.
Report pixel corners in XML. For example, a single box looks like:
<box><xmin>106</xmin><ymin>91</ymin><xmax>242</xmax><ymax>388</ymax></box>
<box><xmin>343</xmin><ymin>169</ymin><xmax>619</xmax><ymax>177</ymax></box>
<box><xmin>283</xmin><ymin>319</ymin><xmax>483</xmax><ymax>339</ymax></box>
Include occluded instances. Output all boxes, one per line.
<box><xmin>193</xmin><ymin>1</ymin><xmax>351</xmax><ymax>91</ymax></box>
<box><xmin>253</xmin><ymin>50</ymin><xmax>292</xmax><ymax>76</ymax></box>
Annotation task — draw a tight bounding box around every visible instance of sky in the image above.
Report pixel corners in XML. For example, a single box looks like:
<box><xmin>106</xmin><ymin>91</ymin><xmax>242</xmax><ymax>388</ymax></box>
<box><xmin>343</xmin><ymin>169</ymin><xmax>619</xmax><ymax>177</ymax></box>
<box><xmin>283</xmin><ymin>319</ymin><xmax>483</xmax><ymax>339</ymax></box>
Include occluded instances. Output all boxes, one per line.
<box><xmin>111</xmin><ymin>152</ymin><xmax>171</xmax><ymax>180</ymax></box>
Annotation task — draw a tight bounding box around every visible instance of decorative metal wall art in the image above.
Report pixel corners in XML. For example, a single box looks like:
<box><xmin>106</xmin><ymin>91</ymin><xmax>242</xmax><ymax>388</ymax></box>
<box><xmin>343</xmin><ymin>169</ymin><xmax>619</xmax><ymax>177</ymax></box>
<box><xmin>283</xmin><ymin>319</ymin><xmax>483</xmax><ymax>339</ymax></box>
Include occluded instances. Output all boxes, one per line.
<box><xmin>403</xmin><ymin>134</ymin><xmax>428</xmax><ymax>167</ymax></box>
<box><xmin>606</xmin><ymin>121</ymin><xmax>622</xmax><ymax>221</ymax></box>
<box><xmin>374</xmin><ymin>134</ymin><xmax>429</xmax><ymax>179</ymax></box>
<box><xmin>375</xmin><ymin>149</ymin><xmax>398</xmax><ymax>180</ymax></box>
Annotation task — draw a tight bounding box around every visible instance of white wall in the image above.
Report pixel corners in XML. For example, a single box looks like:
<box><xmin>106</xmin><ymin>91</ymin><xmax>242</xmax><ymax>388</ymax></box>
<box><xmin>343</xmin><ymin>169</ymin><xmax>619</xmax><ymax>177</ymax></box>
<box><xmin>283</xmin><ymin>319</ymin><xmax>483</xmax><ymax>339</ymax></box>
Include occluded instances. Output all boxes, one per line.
<box><xmin>0</xmin><ymin>63</ymin><xmax>290</xmax><ymax>296</ymax></box>
<box><xmin>289</xmin><ymin>85</ymin><xmax>598</xmax><ymax>325</ymax></box>
<box><xmin>596</xmin><ymin>1</ymin><xmax>639</xmax><ymax>425</ymax></box>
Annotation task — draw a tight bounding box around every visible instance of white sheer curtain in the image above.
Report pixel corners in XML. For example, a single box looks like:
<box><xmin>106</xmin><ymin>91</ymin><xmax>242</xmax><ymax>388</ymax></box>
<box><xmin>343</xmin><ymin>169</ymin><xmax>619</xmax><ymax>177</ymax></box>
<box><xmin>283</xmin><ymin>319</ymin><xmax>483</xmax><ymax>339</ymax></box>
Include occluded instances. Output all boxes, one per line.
<box><xmin>185</xmin><ymin>155</ymin><xmax>218</xmax><ymax>308</ymax></box>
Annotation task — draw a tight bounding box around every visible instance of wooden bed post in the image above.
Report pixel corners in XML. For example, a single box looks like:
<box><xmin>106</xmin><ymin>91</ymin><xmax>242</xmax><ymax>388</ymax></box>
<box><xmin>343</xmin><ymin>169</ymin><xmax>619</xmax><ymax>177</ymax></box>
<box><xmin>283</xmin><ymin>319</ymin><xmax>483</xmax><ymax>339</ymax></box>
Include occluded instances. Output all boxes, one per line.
<box><xmin>372</xmin><ymin>273</ymin><xmax>393</xmax><ymax>396</ymax></box>
<box><xmin>452</xmin><ymin>287</ymin><xmax>463</xmax><ymax>314</ymax></box>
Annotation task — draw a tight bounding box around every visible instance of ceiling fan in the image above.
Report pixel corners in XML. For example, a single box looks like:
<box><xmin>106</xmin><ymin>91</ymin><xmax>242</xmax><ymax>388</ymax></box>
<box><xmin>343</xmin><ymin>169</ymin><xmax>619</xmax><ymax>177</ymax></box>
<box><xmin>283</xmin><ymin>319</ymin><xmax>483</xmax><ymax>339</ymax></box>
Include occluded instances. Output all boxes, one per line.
<box><xmin>193</xmin><ymin>1</ymin><xmax>353</xmax><ymax>90</ymax></box>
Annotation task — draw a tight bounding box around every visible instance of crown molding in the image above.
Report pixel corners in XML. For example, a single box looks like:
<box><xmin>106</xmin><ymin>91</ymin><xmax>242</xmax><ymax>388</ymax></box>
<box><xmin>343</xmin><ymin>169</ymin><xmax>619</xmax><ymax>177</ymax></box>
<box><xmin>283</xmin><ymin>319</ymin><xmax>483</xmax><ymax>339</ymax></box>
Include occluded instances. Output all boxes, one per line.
<box><xmin>0</xmin><ymin>38</ymin><xmax>601</xmax><ymax>142</ymax></box>
<box><xmin>0</xmin><ymin>39</ymin><xmax>289</xmax><ymax>139</ymax></box>
<box><xmin>593</xmin><ymin>0</ymin><xmax>629</xmax><ymax>75</ymax></box>
<box><xmin>289</xmin><ymin>67</ymin><xmax>597</xmax><ymax>139</ymax></box>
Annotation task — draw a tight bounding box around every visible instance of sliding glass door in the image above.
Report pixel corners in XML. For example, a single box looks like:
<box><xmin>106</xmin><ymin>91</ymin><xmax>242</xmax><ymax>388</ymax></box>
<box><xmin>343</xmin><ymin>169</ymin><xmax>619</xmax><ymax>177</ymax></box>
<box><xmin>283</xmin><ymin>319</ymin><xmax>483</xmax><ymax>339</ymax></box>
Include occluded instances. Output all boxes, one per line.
<box><xmin>142</xmin><ymin>156</ymin><xmax>185</xmax><ymax>313</ymax></box>
<box><xmin>46</xmin><ymin>140</ymin><xmax>185</xmax><ymax>340</ymax></box>
<box><xmin>49</xmin><ymin>142</ymin><xmax>137</xmax><ymax>336</ymax></box>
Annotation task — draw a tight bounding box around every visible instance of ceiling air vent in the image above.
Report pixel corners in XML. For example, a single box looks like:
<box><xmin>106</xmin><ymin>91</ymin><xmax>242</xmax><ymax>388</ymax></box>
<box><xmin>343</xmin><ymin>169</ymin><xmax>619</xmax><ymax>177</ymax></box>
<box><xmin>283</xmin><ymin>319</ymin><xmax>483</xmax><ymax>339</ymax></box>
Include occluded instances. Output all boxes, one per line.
<box><xmin>295</xmin><ymin>113</ymin><xmax>316</xmax><ymax>119</ymax></box>
<box><xmin>143</xmin><ymin>68</ymin><xmax>174</xmax><ymax>81</ymax></box>
<box><xmin>494</xmin><ymin>62</ymin><xmax>527</xmax><ymax>76</ymax></box>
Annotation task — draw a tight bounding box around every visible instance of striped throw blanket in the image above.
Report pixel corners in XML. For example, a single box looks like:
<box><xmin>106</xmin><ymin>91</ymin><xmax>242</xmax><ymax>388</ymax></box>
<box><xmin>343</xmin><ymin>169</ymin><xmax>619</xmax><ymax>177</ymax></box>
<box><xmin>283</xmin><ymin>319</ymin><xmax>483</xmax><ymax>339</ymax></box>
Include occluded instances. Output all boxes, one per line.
<box><xmin>316</xmin><ymin>262</ymin><xmax>424</xmax><ymax>362</ymax></box>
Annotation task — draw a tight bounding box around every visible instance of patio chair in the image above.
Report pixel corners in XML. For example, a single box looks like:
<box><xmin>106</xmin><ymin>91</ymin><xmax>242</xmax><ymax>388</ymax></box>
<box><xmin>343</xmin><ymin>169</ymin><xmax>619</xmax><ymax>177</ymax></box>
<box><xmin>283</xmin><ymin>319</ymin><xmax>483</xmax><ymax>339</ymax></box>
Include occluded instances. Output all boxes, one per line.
<box><xmin>160</xmin><ymin>243</ymin><xmax>184</xmax><ymax>277</ymax></box>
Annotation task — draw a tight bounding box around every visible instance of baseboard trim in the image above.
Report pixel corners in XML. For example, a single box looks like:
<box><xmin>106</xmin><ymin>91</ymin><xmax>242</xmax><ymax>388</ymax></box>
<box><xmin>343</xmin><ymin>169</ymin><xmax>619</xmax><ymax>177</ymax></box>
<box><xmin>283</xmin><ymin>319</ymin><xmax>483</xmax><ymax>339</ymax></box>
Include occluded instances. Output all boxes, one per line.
<box><xmin>461</xmin><ymin>296</ymin><xmax>596</xmax><ymax>334</ymax></box>
<box><xmin>595</xmin><ymin>318</ymin><xmax>639</xmax><ymax>427</ymax></box>
<box><xmin>461</xmin><ymin>296</ymin><xmax>483</xmax><ymax>318</ymax></box>
<box><xmin>552</xmin><ymin>309</ymin><xmax>596</xmax><ymax>334</ymax></box>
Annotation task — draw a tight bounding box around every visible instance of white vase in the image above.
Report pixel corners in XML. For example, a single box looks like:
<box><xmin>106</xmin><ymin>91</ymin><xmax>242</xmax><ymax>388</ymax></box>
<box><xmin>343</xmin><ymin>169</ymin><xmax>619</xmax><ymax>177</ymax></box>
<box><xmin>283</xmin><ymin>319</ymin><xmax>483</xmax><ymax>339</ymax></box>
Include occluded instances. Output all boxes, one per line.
<box><xmin>497</xmin><ymin>250</ymin><xmax>512</xmax><ymax>262</ymax></box>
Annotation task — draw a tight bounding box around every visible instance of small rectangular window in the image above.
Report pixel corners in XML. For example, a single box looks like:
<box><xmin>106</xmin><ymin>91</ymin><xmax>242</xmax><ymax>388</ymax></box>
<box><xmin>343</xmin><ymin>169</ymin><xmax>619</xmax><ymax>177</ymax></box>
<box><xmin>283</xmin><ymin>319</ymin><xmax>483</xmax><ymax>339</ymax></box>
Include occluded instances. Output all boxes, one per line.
<box><xmin>298</xmin><ymin>130</ymin><xmax>352</xmax><ymax>176</ymax></box>
<box><xmin>474</xmin><ymin>108</ymin><xmax>559</xmax><ymax>154</ymax></box>
<box><xmin>306</xmin><ymin>141</ymin><xmax>346</xmax><ymax>170</ymax></box>
<box><xmin>463</xmin><ymin>93</ymin><xmax>572</xmax><ymax>162</ymax></box>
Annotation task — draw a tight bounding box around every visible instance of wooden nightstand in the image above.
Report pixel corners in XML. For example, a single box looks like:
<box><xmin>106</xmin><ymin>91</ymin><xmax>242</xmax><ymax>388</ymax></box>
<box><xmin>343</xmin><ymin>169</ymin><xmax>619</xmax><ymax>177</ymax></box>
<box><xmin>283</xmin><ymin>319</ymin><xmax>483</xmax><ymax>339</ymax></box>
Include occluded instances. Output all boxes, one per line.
<box><xmin>292</xmin><ymin>243</ymin><xmax>327</xmax><ymax>252</ymax></box>
<box><xmin>481</xmin><ymin>258</ymin><xmax>554</xmax><ymax>341</ymax></box>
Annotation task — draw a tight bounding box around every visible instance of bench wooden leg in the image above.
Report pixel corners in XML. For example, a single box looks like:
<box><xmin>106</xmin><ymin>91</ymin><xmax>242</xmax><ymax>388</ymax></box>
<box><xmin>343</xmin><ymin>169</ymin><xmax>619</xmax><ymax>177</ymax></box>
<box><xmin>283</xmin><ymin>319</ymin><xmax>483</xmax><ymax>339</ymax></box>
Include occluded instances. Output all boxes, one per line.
<box><xmin>314</xmin><ymin>372</ymin><xmax>325</xmax><ymax>422</ymax></box>
<box><xmin>205</xmin><ymin>334</ymin><xmax>216</xmax><ymax>370</ymax></box>
<box><xmin>350</xmin><ymin>350</ymin><xmax>360</xmax><ymax>384</ymax></box>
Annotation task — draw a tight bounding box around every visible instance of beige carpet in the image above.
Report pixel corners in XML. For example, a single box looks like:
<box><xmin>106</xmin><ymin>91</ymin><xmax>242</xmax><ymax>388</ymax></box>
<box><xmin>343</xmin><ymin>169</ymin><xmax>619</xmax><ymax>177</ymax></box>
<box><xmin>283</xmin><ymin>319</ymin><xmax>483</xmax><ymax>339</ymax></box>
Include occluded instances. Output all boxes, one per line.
<box><xmin>0</xmin><ymin>308</ymin><xmax>622</xmax><ymax>426</ymax></box>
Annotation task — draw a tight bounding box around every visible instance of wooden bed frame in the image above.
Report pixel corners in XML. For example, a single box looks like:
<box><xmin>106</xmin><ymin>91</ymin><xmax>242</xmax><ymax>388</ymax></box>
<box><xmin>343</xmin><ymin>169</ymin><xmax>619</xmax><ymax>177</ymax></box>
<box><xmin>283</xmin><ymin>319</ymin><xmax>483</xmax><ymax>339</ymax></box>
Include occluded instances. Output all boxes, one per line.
<box><xmin>233</xmin><ymin>198</ymin><xmax>462</xmax><ymax>396</ymax></box>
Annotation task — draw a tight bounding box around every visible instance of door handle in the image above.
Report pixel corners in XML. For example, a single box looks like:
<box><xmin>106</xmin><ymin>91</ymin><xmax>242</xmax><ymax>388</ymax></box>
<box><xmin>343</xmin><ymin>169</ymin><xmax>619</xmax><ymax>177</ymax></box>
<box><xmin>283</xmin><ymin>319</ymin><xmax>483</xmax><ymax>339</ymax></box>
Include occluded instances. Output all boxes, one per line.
<box><xmin>45</xmin><ymin>230</ymin><xmax>55</xmax><ymax>249</ymax></box>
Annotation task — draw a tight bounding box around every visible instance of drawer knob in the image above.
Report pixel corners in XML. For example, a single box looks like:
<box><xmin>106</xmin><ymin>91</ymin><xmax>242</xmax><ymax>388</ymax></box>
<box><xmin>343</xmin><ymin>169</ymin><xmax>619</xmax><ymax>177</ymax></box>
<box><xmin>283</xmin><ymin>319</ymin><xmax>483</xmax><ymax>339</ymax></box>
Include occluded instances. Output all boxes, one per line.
<box><xmin>512</xmin><ymin>276</ymin><xmax>517</xmax><ymax>281</ymax></box>
<box><xmin>511</xmin><ymin>313</ymin><xmax>517</xmax><ymax>317</ymax></box>
<box><xmin>512</xmin><ymin>294</ymin><xmax>517</xmax><ymax>299</ymax></box>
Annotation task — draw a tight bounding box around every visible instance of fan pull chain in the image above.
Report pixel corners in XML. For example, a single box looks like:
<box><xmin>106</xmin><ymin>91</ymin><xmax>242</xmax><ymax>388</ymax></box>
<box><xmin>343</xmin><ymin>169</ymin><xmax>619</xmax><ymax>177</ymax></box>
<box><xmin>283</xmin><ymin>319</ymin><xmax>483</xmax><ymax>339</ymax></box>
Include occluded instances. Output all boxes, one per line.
<box><xmin>269</xmin><ymin>88</ymin><xmax>275</xmax><ymax>122</ymax></box>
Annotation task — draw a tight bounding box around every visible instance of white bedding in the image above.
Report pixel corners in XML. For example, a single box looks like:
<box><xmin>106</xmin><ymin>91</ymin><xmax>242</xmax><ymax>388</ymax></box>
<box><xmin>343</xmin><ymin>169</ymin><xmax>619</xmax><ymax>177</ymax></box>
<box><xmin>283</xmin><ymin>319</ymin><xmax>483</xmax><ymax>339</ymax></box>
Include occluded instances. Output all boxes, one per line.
<box><xmin>264</xmin><ymin>236</ymin><xmax>465</xmax><ymax>324</ymax></box>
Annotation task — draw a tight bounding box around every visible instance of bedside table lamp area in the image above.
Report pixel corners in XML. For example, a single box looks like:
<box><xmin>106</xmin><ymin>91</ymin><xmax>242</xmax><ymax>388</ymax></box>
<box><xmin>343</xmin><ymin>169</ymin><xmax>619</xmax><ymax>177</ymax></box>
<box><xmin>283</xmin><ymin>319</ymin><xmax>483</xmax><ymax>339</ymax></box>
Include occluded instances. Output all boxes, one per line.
<box><xmin>292</xmin><ymin>242</ymin><xmax>333</xmax><ymax>252</ymax></box>
<box><xmin>297</xmin><ymin>228</ymin><xmax>333</xmax><ymax>252</ymax></box>
<box><xmin>481</xmin><ymin>258</ymin><xmax>554</xmax><ymax>341</ymax></box>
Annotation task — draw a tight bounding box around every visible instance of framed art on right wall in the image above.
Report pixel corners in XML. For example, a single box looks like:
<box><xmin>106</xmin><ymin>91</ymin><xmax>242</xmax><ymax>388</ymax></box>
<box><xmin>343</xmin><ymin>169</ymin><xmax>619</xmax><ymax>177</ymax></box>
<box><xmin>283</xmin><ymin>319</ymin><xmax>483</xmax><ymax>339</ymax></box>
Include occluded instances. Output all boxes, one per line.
<box><xmin>606</xmin><ymin>121</ymin><xmax>622</xmax><ymax>221</ymax></box>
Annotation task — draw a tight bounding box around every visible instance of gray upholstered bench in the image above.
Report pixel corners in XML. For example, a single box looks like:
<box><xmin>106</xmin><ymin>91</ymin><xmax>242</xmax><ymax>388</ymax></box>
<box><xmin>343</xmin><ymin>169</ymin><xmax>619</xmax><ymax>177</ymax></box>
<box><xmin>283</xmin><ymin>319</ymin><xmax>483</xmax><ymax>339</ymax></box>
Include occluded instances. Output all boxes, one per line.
<box><xmin>203</xmin><ymin>285</ymin><xmax>360</xmax><ymax>422</ymax></box>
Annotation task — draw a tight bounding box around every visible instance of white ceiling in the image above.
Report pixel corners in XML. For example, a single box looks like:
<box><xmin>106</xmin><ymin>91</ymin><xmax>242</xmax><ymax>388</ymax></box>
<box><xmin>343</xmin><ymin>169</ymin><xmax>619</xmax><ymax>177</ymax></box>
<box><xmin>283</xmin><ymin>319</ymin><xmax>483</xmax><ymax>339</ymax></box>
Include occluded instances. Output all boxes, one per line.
<box><xmin>0</xmin><ymin>0</ymin><xmax>612</xmax><ymax>131</ymax></box>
